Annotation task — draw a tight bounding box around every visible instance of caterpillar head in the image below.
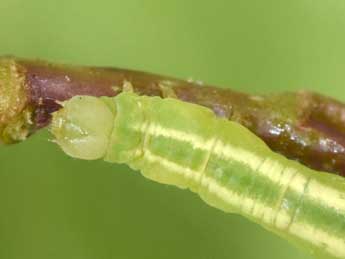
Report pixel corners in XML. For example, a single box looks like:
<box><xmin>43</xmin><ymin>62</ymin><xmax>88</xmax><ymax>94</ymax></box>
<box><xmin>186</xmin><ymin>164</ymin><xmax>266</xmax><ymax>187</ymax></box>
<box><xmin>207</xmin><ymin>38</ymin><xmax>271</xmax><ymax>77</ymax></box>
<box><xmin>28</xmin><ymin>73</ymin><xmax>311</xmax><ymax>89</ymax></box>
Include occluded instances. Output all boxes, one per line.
<box><xmin>51</xmin><ymin>96</ymin><xmax>115</xmax><ymax>160</ymax></box>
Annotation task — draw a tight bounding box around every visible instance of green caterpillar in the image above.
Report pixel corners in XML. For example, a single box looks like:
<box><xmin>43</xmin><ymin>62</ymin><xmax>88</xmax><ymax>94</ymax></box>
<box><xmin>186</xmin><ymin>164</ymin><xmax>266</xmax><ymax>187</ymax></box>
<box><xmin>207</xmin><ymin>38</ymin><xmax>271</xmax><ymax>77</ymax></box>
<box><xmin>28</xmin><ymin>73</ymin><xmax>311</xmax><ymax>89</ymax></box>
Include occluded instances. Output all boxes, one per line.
<box><xmin>51</xmin><ymin>92</ymin><xmax>345</xmax><ymax>259</ymax></box>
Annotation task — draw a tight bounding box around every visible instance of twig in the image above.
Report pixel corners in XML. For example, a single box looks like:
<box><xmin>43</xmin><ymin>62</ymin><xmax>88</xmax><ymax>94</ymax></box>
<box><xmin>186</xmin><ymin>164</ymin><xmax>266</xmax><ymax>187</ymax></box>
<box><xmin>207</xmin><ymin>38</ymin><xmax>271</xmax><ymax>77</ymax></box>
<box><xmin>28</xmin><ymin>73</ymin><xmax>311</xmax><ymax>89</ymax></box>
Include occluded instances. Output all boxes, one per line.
<box><xmin>1</xmin><ymin>56</ymin><xmax>345</xmax><ymax>176</ymax></box>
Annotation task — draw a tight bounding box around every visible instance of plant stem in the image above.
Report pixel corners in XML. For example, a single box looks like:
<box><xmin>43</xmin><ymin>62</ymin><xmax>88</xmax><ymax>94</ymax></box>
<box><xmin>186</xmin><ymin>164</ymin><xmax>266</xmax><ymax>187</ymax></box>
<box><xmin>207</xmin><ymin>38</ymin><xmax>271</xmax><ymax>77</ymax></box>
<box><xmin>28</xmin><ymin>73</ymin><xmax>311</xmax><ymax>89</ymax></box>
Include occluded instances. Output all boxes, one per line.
<box><xmin>1</xmin><ymin>56</ymin><xmax>345</xmax><ymax>176</ymax></box>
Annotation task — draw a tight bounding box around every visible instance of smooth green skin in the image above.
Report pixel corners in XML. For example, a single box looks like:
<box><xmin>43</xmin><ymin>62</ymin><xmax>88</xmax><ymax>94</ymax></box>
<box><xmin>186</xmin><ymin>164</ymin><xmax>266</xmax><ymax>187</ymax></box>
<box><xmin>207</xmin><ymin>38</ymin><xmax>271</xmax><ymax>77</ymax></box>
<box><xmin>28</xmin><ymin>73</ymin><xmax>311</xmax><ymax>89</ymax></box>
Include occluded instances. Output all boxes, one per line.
<box><xmin>52</xmin><ymin>93</ymin><xmax>345</xmax><ymax>259</ymax></box>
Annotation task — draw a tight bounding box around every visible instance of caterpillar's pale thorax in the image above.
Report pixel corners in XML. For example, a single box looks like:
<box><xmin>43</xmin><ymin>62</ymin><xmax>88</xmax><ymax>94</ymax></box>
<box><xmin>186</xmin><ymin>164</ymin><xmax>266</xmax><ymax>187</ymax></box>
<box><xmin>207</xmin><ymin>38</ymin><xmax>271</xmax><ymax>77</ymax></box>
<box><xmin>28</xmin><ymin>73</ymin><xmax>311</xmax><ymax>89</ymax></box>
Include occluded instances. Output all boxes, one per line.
<box><xmin>51</xmin><ymin>96</ymin><xmax>115</xmax><ymax>160</ymax></box>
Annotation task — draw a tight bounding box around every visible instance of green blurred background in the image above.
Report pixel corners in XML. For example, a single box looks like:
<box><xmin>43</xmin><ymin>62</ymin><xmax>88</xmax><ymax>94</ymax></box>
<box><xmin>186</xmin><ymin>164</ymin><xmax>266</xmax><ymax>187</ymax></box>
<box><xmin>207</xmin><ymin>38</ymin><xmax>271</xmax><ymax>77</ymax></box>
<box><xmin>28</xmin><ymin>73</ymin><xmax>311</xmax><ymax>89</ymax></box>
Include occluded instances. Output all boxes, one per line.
<box><xmin>1</xmin><ymin>1</ymin><xmax>345</xmax><ymax>258</ymax></box>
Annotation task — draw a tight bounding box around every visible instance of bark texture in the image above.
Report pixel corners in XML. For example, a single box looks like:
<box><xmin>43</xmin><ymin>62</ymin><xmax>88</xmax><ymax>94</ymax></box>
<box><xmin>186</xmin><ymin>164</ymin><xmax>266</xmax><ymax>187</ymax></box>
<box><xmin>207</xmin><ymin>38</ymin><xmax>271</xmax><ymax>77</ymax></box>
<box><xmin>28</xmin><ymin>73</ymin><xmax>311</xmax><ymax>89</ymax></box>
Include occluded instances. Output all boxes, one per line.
<box><xmin>1</xmin><ymin>57</ymin><xmax>345</xmax><ymax>176</ymax></box>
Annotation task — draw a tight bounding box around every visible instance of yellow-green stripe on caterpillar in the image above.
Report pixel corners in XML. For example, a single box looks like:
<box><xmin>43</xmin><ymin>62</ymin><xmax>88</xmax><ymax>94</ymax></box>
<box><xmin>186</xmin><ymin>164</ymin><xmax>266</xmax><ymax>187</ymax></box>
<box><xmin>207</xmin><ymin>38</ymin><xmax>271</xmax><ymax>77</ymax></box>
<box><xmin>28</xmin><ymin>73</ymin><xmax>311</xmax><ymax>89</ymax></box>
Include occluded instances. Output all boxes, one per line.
<box><xmin>51</xmin><ymin>92</ymin><xmax>345</xmax><ymax>259</ymax></box>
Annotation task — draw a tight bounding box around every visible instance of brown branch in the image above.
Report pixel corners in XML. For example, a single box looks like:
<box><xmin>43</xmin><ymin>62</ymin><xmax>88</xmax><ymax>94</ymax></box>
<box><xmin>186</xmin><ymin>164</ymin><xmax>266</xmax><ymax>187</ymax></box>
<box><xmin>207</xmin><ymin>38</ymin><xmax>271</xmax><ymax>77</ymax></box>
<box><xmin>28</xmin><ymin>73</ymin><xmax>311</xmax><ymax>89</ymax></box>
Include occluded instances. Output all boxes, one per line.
<box><xmin>1</xmin><ymin>56</ymin><xmax>345</xmax><ymax>176</ymax></box>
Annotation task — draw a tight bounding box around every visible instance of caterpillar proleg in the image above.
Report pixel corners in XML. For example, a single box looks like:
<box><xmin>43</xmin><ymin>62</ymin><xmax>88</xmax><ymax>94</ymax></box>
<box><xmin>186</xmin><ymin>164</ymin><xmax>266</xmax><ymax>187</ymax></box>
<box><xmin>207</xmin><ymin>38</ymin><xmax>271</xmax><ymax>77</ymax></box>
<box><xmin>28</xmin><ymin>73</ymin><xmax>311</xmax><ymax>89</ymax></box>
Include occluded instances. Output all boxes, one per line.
<box><xmin>51</xmin><ymin>92</ymin><xmax>345</xmax><ymax>259</ymax></box>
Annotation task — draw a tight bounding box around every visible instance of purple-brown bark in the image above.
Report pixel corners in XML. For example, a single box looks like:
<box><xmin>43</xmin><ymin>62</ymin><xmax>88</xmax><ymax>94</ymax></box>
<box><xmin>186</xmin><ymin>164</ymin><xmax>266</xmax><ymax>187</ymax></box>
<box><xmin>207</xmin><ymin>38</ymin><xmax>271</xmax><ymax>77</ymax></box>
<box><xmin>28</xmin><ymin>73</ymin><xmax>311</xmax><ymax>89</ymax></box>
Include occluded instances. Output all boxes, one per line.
<box><xmin>1</xmin><ymin>56</ymin><xmax>345</xmax><ymax>176</ymax></box>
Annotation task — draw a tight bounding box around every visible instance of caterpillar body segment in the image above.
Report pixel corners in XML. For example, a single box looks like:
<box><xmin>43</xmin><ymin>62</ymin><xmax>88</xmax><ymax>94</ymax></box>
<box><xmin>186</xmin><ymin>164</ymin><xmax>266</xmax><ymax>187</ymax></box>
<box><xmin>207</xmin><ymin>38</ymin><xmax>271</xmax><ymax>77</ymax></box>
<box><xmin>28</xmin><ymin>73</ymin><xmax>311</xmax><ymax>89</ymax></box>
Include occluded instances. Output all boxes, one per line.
<box><xmin>51</xmin><ymin>92</ymin><xmax>345</xmax><ymax>259</ymax></box>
